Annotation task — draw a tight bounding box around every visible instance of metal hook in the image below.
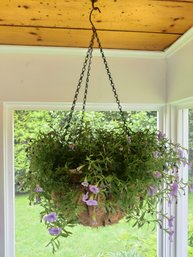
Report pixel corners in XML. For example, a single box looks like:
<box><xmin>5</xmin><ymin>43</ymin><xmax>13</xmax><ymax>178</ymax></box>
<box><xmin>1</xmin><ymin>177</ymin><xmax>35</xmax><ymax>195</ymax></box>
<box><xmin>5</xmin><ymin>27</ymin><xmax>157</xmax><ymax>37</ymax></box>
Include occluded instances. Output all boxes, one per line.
<box><xmin>91</xmin><ymin>0</ymin><xmax>100</xmax><ymax>11</ymax></box>
<box><xmin>89</xmin><ymin>0</ymin><xmax>101</xmax><ymax>31</ymax></box>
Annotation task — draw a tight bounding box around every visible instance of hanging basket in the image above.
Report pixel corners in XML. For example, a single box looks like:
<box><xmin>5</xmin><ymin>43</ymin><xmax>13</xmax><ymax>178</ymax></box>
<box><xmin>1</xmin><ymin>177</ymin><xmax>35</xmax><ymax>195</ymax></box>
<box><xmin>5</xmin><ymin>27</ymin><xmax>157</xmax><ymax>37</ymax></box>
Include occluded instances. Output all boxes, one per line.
<box><xmin>51</xmin><ymin>182</ymin><xmax>124</xmax><ymax>228</ymax></box>
<box><xmin>27</xmin><ymin>120</ymin><xmax>187</xmax><ymax>232</ymax></box>
<box><xmin>77</xmin><ymin>195</ymin><xmax>125</xmax><ymax>227</ymax></box>
<box><xmin>44</xmin><ymin>124</ymin><xmax>130</xmax><ymax>228</ymax></box>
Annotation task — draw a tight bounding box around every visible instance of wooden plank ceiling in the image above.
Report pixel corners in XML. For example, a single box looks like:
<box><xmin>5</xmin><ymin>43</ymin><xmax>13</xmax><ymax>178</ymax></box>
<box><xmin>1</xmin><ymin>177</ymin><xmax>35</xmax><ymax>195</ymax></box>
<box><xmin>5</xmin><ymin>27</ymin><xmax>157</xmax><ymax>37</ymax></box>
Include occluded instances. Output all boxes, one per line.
<box><xmin>0</xmin><ymin>0</ymin><xmax>193</xmax><ymax>51</ymax></box>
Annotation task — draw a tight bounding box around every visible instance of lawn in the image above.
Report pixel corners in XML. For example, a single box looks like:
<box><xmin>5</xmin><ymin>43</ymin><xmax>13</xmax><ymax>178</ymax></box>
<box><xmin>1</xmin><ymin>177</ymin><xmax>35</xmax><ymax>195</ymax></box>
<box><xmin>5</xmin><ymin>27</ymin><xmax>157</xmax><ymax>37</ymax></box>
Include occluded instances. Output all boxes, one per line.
<box><xmin>15</xmin><ymin>194</ymin><xmax>193</xmax><ymax>257</ymax></box>
<box><xmin>188</xmin><ymin>193</ymin><xmax>193</xmax><ymax>256</ymax></box>
<box><xmin>15</xmin><ymin>194</ymin><xmax>157</xmax><ymax>257</ymax></box>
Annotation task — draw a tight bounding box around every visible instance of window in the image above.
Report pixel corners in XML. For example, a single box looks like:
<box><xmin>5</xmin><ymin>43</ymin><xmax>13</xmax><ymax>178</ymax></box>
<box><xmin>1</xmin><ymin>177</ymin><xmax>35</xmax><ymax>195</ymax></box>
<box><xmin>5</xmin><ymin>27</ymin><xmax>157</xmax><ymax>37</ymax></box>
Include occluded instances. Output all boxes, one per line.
<box><xmin>4</xmin><ymin>102</ymin><xmax>187</xmax><ymax>257</ymax></box>
<box><xmin>14</xmin><ymin>107</ymin><xmax>158</xmax><ymax>257</ymax></box>
<box><xmin>188</xmin><ymin>109</ymin><xmax>193</xmax><ymax>256</ymax></box>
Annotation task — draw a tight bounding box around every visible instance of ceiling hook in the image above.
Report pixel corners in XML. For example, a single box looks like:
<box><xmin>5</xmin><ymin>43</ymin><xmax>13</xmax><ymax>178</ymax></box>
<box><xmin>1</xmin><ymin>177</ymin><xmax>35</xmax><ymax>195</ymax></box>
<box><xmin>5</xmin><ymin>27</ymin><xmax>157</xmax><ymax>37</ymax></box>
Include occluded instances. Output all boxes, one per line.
<box><xmin>91</xmin><ymin>0</ymin><xmax>101</xmax><ymax>13</ymax></box>
<box><xmin>89</xmin><ymin>0</ymin><xmax>101</xmax><ymax>31</ymax></box>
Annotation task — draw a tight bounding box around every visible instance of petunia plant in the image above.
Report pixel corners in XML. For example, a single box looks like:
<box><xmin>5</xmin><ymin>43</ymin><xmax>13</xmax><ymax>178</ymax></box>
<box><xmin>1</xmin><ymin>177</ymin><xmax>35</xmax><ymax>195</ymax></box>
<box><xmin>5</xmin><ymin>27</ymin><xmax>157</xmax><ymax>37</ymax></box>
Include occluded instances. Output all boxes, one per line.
<box><xmin>24</xmin><ymin>112</ymin><xmax>193</xmax><ymax>252</ymax></box>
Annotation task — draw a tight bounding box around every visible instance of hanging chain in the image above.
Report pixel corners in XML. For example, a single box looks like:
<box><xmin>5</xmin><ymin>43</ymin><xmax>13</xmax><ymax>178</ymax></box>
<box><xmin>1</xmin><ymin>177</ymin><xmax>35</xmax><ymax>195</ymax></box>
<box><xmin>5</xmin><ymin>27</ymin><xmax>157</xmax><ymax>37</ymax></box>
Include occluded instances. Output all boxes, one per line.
<box><xmin>89</xmin><ymin>0</ymin><xmax>130</xmax><ymax>135</ymax></box>
<box><xmin>63</xmin><ymin>0</ymin><xmax>130</xmax><ymax>137</ymax></box>
<box><xmin>80</xmin><ymin>41</ymin><xmax>94</xmax><ymax>126</ymax></box>
<box><xmin>63</xmin><ymin>31</ymin><xmax>95</xmax><ymax>134</ymax></box>
<box><xmin>92</xmin><ymin>29</ymin><xmax>130</xmax><ymax>135</ymax></box>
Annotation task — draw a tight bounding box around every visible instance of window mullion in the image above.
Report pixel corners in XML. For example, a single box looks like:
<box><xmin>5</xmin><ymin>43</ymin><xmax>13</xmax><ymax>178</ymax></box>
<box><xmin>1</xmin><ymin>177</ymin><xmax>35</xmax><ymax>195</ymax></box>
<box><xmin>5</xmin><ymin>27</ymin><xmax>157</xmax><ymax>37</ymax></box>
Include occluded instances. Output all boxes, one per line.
<box><xmin>176</xmin><ymin>109</ymin><xmax>188</xmax><ymax>257</ymax></box>
<box><xmin>158</xmin><ymin>105</ymin><xmax>181</xmax><ymax>257</ymax></box>
<box><xmin>4</xmin><ymin>105</ymin><xmax>15</xmax><ymax>257</ymax></box>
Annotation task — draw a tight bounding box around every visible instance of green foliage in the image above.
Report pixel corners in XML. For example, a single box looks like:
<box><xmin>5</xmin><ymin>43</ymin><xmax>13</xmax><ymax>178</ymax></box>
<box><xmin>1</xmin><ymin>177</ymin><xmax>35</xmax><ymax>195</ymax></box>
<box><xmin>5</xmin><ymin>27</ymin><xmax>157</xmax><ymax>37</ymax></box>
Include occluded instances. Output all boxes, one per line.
<box><xmin>22</xmin><ymin>111</ymin><xmax>188</xmax><ymax>251</ymax></box>
<box><xmin>14</xmin><ymin>110</ymin><xmax>156</xmax><ymax>192</ymax></box>
<box><xmin>188</xmin><ymin>109</ymin><xmax>193</xmax><ymax>253</ymax></box>
<box><xmin>189</xmin><ymin>109</ymin><xmax>193</xmax><ymax>177</ymax></box>
<box><xmin>14</xmin><ymin>110</ymin><xmax>60</xmax><ymax>192</ymax></box>
<box><xmin>189</xmin><ymin>228</ymin><xmax>193</xmax><ymax>256</ymax></box>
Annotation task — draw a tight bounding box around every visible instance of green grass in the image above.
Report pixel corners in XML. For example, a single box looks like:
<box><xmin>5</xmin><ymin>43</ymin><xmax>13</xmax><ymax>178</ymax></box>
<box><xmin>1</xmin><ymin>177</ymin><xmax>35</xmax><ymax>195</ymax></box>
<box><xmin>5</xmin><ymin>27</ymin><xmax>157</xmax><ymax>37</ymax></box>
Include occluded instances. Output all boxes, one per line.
<box><xmin>15</xmin><ymin>194</ymin><xmax>193</xmax><ymax>257</ymax></box>
<box><xmin>189</xmin><ymin>193</ymin><xmax>193</xmax><ymax>211</ymax></box>
<box><xmin>188</xmin><ymin>194</ymin><xmax>193</xmax><ymax>256</ymax></box>
<box><xmin>15</xmin><ymin>195</ymin><xmax>157</xmax><ymax>257</ymax></box>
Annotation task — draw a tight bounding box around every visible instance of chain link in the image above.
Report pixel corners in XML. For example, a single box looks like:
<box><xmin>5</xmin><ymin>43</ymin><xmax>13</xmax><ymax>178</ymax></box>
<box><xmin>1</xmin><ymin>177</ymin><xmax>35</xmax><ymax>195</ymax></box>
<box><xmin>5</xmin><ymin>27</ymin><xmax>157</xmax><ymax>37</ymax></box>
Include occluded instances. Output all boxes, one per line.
<box><xmin>63</xmin><ymin>31</ymin><xmax>95</xmax><ymax>134</ymax></box>
<box><xmin>93</xmin><ymin>29</ymin><xmax>130</xmax><ymax>135</ymax></box>
<box><xmin>80</xmin><ymin>43</ymin><xmax>94</xmax><ymax>126</ymax></box>
<box><xmin>63</xmin><ymin>0</ymin><xmax>130</xmax><ymax>137</ymax></box>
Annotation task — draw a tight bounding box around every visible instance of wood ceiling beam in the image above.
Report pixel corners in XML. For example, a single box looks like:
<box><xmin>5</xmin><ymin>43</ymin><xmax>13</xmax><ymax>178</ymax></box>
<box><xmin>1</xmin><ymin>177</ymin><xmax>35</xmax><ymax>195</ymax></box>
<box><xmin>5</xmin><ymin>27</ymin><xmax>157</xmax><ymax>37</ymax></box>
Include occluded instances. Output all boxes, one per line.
<box><xmin>0</xmin><ymin>0</ymin><xmax>192</xmax><ymax>50</ymax></box>
<box><xmin>0</xmin><ymin>26</ymin><xmax>180</xmax><ymax>51</ymax></box>
<box><xmin>0</xmin><ymin>0</ymin><xmax>193</xmax><ymax>33</ymax></box>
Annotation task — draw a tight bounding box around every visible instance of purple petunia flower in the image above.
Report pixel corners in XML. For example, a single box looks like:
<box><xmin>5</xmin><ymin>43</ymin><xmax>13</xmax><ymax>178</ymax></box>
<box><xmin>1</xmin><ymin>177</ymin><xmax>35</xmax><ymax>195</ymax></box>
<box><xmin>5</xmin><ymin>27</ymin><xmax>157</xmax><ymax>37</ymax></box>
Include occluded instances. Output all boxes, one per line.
<box><xmin>44</xmin><ymin>212</ymin><xmax>57</xmax><ymax>223</ymax></box>
<box><xmin>157</xmin><ymin>131</ymin><xmax>165</xmax><ymax>141</ymax></box>
<box><xmin>182</xmin><ymin>160</ymin><xmax>188</xmax><ymax>167</ymax></box>
<box><xmin>148</xmin><ymin>185</ymin><xmax>157</xmax><ymax>196</ymax></box>
<box><xmin>178</xmin><ymin>148</ymin><xmax>184</xmax><ymax>158</ymax></box>
<box><xmin>48</xmin><ymin>227</ymin><xmax>62</xmax><ymax>236</ymax></box>
<box><xmin>153</xmin><ymin>171</ymin><xmax>162</xmax><ymax>178</ymax></box>
<box><xmin>89</xmin><ymin>185</ymin><xmax>100</xmax><ymax>194</ymax></box>
<box><xmin>82</xmin><ymin>192</ymin><xmax>89</xmax><ymax>202</ymax></box>
<box><xmin>85</xmin><ymin>199</ymin><xmax>98</xmax><ymax>206</ymax></box>
<box><xmin>168</xmin><ymin>215</ymin><xmax>175</xmax><ymax>228</ymax></box>
<box><xmin>190</xmin><ymin>182</ymin><xmax>193</xmax><ymax>193</ymax></box>
<box><xmin>81</xmin><ymin>181</ymin><xmax>89</xmax><ymax>187</ymax></box>
<box><xmin>34</xmin><ymin>186</ymin><xmax>43</xmax><ymax>193</ymax></box>
<box><xmin>170</xmin><ymin>181</ymin><xmax>178</xmax><ymax>197</ymax></box>
<box><xmin>169</xmin><ymin>229</ymin><xmax>174</xmax><ymax>242</ymax></box>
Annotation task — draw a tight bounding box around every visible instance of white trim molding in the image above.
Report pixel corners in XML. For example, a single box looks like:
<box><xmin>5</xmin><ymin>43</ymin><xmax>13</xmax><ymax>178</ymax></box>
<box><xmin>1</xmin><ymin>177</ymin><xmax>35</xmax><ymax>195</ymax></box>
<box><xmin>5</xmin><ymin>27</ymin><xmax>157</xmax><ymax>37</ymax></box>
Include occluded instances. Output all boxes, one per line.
<box><xmin>0</xmin><ymin>45</ymin><xmax>165</xmax><ymax>59</ymax></box>
<box><xmin>162</xmin><ymin>105</ymin><xmax>177</xmax><ymax>257</ymax></box>
<box><xmin>158</xmin><ymin>105</ymin><xmax>189</xmax><ymax>257</ymax></box>
<box><xmin>164</xmin><ymin>26</ymin><xmax>193</xmax><ymax>58</ymax></box>
<box><xmin>0</xmin><ymin>103</ymin><xmax>5</xmax><ymax>257</ymax></box>
<box><xmin>4</xmin><ymin>101</ymin><xmax>164</xmax><ymax>111</ymax></box>
<box><xmin>3</xmin><ymin>104</ymin><xmax>15</xmax><ymax>257</ymax></box>
<box><xmin>176</xmin><ymin>109</ymin><xmax>189</xmax><ymax>257</ymax></box>
<box><xmin>168</xmin><ymin>96</ymin><xmax>193</xmax><ymax>110</ymax></box>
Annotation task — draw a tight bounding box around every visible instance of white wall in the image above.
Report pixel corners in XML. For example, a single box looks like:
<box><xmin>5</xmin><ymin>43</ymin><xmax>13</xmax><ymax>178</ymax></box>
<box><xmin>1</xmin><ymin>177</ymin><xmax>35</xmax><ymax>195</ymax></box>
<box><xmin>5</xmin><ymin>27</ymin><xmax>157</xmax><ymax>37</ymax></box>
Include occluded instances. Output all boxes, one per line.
<box><xmin>0</xmin><ymin>103</ymin><xmax>5</xmax><ymax>257</ymax></box>
<box><xmin>0</xmin><ymin>46</ymin><xmax>166</xmax><ymax>104</ymax></box>
<box><xmin>167</xmin><ymin>29</ymin><xmax>193</xmax><ymax>103</ymax></box>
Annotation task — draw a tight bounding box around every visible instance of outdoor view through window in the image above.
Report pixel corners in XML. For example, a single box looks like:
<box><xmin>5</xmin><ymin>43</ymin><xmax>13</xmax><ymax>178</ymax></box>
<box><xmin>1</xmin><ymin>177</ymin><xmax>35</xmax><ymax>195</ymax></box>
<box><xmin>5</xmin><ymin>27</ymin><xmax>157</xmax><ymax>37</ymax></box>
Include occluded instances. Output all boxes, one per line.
<box><xmin>188</xmin><ymin>109</ymin><xmax>193</xmax><ymax>256</ymax></box>
<box><xmin>14</xmin><ymin>110</ymin><xmax>157</xmax><ymax>257</ymax></box>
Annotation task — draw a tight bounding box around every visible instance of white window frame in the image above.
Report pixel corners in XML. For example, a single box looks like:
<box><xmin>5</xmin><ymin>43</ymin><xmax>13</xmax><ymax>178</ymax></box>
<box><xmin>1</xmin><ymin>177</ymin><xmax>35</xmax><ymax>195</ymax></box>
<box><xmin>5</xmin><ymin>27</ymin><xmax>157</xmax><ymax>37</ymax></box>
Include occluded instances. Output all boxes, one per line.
<box><xmin>176</xmin><ymin>108</ymin><xmax>189</xmax><ymax>257</ymax></box>
<box><xmin>1</xmin><ymin>101</ymin><xmax>189</xmax><ymax>257</ymax></box>
<box><xmin>159</xmin><ymin>105</ymin><xmax>189</xmax><ymax>257</ymax></box>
